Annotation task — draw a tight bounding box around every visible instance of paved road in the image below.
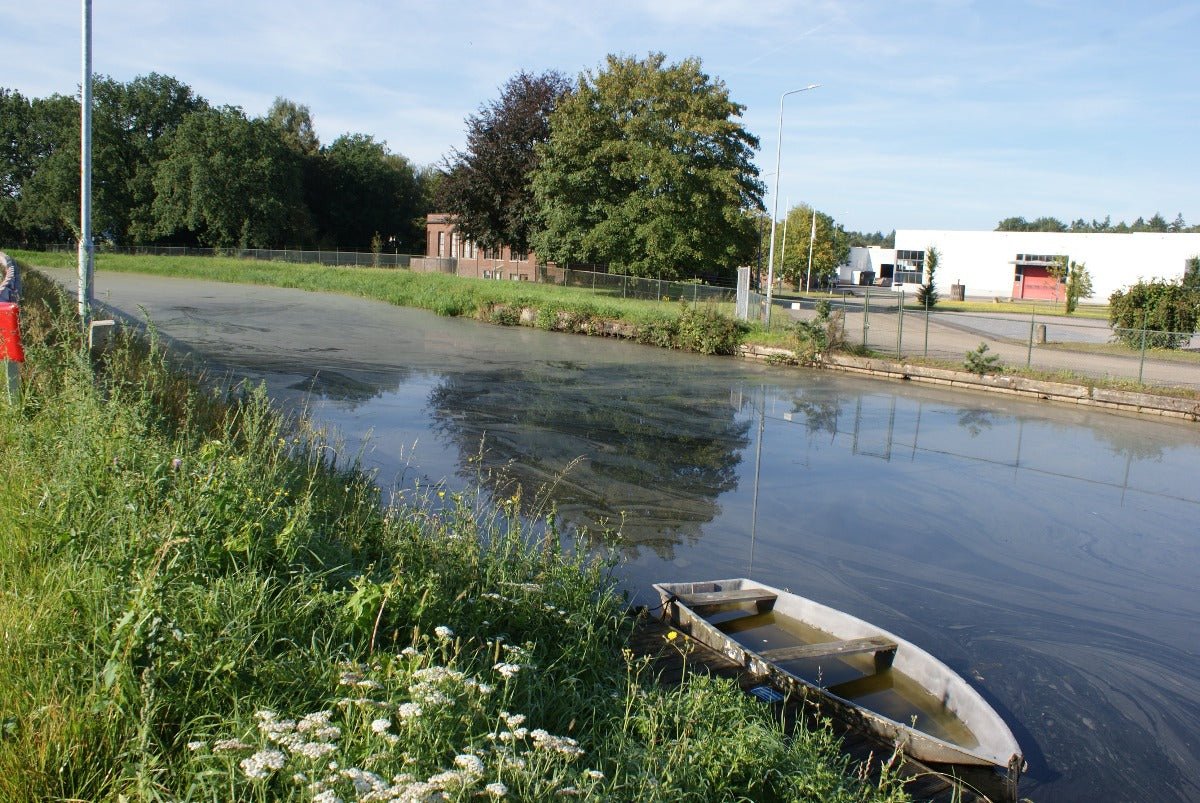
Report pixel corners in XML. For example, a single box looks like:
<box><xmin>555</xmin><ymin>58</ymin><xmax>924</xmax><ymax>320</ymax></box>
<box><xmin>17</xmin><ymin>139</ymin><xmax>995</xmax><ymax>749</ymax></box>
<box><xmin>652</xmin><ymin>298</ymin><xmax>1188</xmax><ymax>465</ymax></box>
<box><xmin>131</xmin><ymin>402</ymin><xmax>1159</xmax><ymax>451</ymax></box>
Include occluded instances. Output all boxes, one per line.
<box><xmin>781</xmin><ymin>297</ymin><xmax>1200</xmax><ymax>390</ymax></box>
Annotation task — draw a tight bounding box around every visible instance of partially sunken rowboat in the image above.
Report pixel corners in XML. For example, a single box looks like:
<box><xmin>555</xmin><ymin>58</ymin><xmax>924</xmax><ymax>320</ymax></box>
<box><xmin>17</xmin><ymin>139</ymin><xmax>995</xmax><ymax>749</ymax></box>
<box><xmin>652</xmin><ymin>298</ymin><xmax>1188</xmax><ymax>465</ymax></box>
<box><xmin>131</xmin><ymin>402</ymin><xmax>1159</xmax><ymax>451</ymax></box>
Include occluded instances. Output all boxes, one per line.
<box><xmin>653</xmin><ymin>579</ymin><xmax>1024</xmax><ymax>801</ymax></box>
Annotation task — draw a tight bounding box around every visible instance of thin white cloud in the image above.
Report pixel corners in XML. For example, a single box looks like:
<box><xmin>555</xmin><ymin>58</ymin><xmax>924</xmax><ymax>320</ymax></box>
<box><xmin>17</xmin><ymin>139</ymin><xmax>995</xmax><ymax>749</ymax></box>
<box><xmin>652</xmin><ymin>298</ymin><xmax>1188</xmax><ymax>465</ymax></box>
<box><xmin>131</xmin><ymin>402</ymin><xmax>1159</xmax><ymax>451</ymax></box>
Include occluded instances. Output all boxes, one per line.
<box><xmin>1</xmin><ymin>0</ymin><xmax>1196</xmax><ymax>231</ymax></box>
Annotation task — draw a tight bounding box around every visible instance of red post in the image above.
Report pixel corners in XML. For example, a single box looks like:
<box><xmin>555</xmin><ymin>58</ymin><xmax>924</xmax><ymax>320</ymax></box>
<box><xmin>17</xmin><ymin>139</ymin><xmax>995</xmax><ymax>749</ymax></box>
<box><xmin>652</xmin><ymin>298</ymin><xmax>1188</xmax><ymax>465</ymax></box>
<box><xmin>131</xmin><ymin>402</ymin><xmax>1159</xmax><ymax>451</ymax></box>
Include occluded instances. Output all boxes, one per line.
<box><xmin>0</xmin><ymin>302</ymin><xmax>24</xmax><ymax>363</ymax></box>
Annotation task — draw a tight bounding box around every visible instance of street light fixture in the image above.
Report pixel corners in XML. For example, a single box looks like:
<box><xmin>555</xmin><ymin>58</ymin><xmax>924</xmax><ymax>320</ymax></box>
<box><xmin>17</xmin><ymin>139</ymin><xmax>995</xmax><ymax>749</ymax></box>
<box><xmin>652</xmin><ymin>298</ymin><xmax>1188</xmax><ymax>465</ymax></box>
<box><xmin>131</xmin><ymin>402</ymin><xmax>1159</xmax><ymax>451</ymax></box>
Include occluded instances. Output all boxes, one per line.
<box><xmin>764</xmin><ymin>84</ymin><xmax>819</xmax><ymax>329</ymax></box>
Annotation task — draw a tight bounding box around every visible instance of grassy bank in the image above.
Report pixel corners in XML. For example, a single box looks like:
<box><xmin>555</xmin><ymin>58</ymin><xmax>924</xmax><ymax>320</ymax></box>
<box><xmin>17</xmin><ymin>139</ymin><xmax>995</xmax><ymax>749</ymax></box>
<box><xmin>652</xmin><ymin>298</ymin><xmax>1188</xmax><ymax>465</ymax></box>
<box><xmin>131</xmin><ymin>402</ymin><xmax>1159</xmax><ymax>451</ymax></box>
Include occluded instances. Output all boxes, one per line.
<box><xmin>0</xmin><ymin>271</ymin><xmax>906</xmax><ymax>799</ymax></box>
<box><xmin>15</xmin><ymin>250</ymin><xmax>750</xmax><ymax>354</ymax></box>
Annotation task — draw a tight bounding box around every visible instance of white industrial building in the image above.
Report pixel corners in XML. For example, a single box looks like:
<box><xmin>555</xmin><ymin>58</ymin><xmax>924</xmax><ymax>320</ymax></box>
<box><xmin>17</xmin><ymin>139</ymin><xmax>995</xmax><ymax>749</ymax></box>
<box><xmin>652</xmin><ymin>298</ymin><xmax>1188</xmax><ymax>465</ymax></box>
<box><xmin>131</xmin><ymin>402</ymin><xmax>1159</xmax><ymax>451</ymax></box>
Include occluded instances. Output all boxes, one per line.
<box><xmin>841</xmin><ymin>231</ymin><xmax>1200</xmax><ymax>303</ymax></box>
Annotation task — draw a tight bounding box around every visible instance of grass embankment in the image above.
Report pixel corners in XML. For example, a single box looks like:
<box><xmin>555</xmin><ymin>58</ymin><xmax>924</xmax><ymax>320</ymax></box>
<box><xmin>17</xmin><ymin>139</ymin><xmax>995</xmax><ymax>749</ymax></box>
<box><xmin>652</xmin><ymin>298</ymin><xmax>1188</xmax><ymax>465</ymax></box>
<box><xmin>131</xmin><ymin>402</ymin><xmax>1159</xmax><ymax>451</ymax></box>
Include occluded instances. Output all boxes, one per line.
<box><xmin>0</xmin><ymin>271</ymin><xmax>906</xmax><ymax>800</ymax></box>
<box><xmin>16</xmin><ymin>250</ymin><xmax>751</xmax><ymax>353</ymax></box>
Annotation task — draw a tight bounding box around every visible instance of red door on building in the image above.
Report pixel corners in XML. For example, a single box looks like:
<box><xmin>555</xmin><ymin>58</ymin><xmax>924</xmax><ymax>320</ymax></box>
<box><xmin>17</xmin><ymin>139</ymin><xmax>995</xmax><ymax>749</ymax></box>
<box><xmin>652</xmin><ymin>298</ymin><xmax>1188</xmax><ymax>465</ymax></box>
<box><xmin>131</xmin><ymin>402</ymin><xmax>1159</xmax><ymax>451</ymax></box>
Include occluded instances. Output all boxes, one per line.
<box><xmin>1013</xmin><ymin>266</ymin><xmax>1062</xmax><ymax>300</ymax></box>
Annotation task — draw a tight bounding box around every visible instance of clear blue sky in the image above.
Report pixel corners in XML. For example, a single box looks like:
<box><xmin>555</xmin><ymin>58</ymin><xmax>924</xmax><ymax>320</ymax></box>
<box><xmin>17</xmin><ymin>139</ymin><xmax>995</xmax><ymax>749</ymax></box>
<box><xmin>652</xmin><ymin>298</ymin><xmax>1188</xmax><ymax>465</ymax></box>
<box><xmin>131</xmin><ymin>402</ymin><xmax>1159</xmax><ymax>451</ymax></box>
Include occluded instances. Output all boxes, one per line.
<box><xmin>3</xmin><ymin>1</ymin><xmax>1198</xmax><ymax>234</ymax></box>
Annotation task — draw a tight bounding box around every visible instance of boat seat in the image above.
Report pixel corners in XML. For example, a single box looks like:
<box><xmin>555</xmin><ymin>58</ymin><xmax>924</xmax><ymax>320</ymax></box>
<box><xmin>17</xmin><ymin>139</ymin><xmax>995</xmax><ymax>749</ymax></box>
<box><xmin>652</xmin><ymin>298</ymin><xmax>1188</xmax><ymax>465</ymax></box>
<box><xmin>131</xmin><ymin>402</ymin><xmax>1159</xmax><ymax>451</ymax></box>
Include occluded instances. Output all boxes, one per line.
<box><xmin>675</xmin><ymin>590</ymin><xmax>777</xmax><ymax>609</ymax></box>
<box><xmin>759</xmin><ymin>636</ymin><xmax>898</xmax><ymax>671</ymax></box>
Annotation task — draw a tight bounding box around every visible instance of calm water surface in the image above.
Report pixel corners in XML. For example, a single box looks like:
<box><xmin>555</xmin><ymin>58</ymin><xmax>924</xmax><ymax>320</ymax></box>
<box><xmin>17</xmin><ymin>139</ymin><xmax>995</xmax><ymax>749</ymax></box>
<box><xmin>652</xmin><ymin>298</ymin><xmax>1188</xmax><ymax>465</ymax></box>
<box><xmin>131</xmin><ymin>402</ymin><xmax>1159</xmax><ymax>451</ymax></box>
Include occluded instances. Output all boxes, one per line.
<box><xmin>89</xmin><ymin>276</ymin><xmax>1200</xmax><ymax>802</ymax></box>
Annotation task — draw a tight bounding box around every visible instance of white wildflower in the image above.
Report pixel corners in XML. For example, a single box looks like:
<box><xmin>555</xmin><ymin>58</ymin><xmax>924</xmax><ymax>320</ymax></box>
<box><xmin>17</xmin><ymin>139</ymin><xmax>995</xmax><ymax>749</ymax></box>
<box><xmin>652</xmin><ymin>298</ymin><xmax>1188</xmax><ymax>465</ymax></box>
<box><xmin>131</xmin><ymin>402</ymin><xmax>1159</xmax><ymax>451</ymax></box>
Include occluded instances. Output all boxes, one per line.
<box><xmin>401</xmin><ymin>646</ymin><xmax>419</xmax><ymax>657</ymax></box>
<box><xmin>501</xmin><ymin>712</ymin><xmax>525</xmax><ymax>729</ymax></box>
<box><xmin>397</xmin><ymin>702</ymin><xmax>423</xmax><ymax>720</ymax></box>
<box><xmin>186</xmin><ymin>740</ymin><xmax>205</xmax><ymax>752</ymax></box>
<box><xmin>312</xmin><ymin>790</ymin><xmax>343</xmax><ymax>803</ymax></box>
<box><xmin>212</xmin><ymin>738</ymin><xmax>251</xmax><ymax>753</ymax></box>
<box><xmin>292</xmin><ymin>741</ymin><xmax>338</xmax><ymax>760</ymax></box>
<box><xmin>434</xmin><ymin>625</ymin><xmax>455</xmax><ymax>639</ymax></box>
<box><xmin>453</xmin><ymin>754</ymin><xmax>484</xmax><ymax>775</ymax></box>
<box><xmin>341</xmin><ymin>766</ymin><xmax>387</xmax><ymax>795</ymax></box>
<box><xmin>239</xmin><ymin>749</ymin><xmax>287</xmax><ymax>780</ymax></box>
<box><xmin>486</xmin><ymin>781</ymin><xmax>509</xmax><ymax>797</ymax></box>
<box><xmin>428</xmin><ymin>769</ymin><xmax>468</xmax><ymax>789</ymax></box>
<box><xmin>530</xmin><ymin>729</ymin><xmax>583</xmax><ymax>757</ymax></box>
<box><xmin>493</xmin><ymin>662</ymin><xmax>521</xmax><ymax>680</ymax></box>
<box><xmin>584</xmin><ymin>769</ymin><xmax>605</xmax><ymax>780</ymax></box>
<box><xmin>371</xmin><ymin>717</ymin><xmax>392</xmax><ymax>735</ymax></box>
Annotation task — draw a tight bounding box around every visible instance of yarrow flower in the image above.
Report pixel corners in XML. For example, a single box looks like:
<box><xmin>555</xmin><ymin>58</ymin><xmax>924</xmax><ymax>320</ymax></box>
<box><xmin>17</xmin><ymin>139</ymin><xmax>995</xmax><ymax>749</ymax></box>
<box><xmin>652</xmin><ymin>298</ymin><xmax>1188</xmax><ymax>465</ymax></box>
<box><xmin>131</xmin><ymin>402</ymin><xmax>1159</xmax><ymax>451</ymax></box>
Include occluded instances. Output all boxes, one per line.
<box><xmin>454</xmin><ymin>753</ymin><xmax>485</xmax><ymax>776</ymax></box>
<box><xmin>493</xmin><ymin>662</ymin><xmax>522</xmax><ymax>680</ymax></box>
<box><xmin>434</xmin><ymin>625</ymin><xmax>455</xmax><ymax>639</ymax></box>
<box><xmin>485</xmin><ymin>781</ymin><xmax>508</xmax><ymax>797</ymax></box>
<box><xmin>213</xmin><ymin>738</ymin><xmax>252</xmax><ymax>753</ymax></box>
<box><xmin>531</xmin><ymin>729</ymin><xmax>584</xmax><ymax>757</ymax></box>
<box><xmin>397</xmin><ymin>702</ymin><xmax>423</xmax><ymax>720</ymax></box>
<box><xmin>371</xmin><ymin>718</ymin><xmax>392</xmax><ymax>735</ymax></box>
<box><xmin>186</xmin><ymin>740</ymin><xmax>206</xmax><ymax>752</ymax></box>
<box><xmin>239</xmin><ymin>749</ymin><xmax>287</xmax><ymax>779</ymax></box>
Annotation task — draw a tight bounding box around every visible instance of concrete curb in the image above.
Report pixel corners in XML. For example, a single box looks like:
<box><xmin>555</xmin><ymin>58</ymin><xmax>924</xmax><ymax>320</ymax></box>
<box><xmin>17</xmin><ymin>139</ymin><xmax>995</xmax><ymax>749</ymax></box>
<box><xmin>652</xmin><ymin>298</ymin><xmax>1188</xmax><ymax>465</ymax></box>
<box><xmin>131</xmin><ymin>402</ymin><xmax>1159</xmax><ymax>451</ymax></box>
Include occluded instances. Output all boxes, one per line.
<box><xmin>739</xmin><ymin>345</ymin><xmax>1200</xmax><ymax>422</ymax></box>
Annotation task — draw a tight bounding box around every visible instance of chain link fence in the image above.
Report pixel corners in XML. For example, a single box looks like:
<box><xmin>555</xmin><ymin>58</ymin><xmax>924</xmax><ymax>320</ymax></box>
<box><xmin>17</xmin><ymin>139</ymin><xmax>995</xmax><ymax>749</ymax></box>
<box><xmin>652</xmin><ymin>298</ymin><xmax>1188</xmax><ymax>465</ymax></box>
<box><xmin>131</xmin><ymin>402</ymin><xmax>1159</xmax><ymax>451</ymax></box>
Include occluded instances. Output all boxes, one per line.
<box><xmin>779</xmin><ymin>289</ymin><xmax>1200</xmax><ymax>391</ymax></box>
<box><xmin>46</xmin><ymin>243</ymin><xmax>415</xmax><ymax>268</ymax></box>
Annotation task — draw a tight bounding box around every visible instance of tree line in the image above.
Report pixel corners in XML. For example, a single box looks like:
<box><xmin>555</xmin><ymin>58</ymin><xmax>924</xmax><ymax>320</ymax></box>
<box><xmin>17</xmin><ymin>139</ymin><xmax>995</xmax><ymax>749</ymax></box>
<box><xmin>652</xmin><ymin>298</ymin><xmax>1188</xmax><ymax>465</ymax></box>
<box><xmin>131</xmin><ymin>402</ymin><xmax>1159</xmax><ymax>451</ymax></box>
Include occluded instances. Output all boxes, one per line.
<box><xmin>3</xmin><ymin>57</ymin><xmax>886</xmax><ymax>284</ymax></box>
<box><xmin>996</xmin><ymin>214</ymin><xmax>1200</xmax><ymax>233</ymax></box>
<box><xmin>1</xmin><ymin>74</ymin><xmax>431</xmax><ymax>251</ymax></box>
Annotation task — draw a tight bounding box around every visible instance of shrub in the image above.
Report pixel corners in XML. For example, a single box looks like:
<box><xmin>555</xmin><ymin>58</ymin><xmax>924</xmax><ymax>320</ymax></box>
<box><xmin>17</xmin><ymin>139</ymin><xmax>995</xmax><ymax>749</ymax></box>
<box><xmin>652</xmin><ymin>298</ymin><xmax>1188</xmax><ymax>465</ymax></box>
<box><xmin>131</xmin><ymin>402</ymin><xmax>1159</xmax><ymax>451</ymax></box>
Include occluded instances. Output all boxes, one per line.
<box><xmin>964</xmin><ymin>342</ymin><xmax>1001</xmax><ymax>375</ymax></box>
<box><xmin>673</xmin><ymin>304</ymin><xmax>746</xmax><ymax>355</ymax></box>
<box><xmin>789</xmin><ymin>301</ymin><xmax>843</xmax><ymax>363</ymax></box>
<box><xmin>1108</xmin><ymin>279</ymin><xmax>1199</xmax><ymax>349</ymax></box>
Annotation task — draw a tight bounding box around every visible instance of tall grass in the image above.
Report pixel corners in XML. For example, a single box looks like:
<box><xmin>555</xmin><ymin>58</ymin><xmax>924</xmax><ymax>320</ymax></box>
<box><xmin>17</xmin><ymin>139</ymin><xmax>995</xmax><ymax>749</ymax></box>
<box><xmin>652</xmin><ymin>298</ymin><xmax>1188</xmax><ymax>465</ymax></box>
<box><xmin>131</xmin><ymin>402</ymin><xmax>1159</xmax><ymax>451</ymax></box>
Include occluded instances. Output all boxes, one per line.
<box><xmin>0</xmin><ymin>269</ymin><xmax>907</xmax><ymax>801</ymax></box>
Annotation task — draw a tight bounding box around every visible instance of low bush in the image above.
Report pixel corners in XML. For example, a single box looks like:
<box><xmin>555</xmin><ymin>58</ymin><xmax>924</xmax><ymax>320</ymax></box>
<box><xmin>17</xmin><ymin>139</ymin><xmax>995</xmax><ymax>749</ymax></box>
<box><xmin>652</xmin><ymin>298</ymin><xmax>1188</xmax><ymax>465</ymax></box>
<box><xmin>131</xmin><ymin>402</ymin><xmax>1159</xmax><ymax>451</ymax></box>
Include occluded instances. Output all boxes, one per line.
<box><xmin>1108</xmin><ymin>279</ymin><xmax>1199</xmax><ymax>349</ymax></box>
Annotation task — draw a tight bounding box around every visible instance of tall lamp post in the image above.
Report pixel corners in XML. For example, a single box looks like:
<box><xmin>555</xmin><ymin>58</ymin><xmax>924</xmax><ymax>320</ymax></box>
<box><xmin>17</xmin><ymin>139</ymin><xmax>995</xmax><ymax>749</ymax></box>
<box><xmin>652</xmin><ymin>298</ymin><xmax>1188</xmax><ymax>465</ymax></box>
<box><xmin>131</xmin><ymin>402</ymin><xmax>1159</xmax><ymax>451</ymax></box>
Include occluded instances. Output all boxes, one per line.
<box><xmin>764</xmin><ymin>84</ymin><xmax>819</xmax><ymax>329</ymax></box>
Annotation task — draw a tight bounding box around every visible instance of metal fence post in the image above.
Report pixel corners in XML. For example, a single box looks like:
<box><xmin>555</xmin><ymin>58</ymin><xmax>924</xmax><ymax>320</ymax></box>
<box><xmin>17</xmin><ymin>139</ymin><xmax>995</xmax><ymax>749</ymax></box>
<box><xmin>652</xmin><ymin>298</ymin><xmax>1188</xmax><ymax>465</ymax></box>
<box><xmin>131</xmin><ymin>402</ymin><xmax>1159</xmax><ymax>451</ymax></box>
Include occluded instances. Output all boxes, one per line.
<box><xmin>896</xmin><ymin>290</ymin><xmax>904</xmax><ymax>358</ymax></box>
<box><xmin>841</xmin><ymin>291</ymin><xmax>847</xmax><ymax>341</ymax></box>
<box><xmin>863</xmin><ymin>286</ymin><xmax>871</xmax><ymax>348</ymax></box>
<box><xmin>623</xmin><ymin>273</ymin><xmax>627</xmax><ymax>299</ymax></box>
<box><xmin>1138</xmin><ymin>312</ymin><xmax>1148</xmax><ymax>384</ymax></box>
<box><xmin>1027</xmin><ymin>314</ymin><xmax>1035</xmax><ymax>368</ymax></box>
<box><xmin>923</xmin><ymin>294</ymin><xmax>930</xmax><ymax>357</ymax></box>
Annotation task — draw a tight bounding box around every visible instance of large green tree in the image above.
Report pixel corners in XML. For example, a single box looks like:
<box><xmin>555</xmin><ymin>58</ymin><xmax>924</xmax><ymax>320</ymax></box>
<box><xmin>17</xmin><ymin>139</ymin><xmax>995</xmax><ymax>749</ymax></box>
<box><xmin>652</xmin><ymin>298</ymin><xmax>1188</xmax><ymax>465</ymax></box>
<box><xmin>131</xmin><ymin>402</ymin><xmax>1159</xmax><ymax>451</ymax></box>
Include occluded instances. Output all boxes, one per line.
<box><xmin>530</xmin><ymin>53</ymin><xmax>764</xmax><ymax>280</ymax></box>
<box><xmin>95</xmin><ymin>73</ymin><xmax>207</xmax><ymax>243</ymax></box>
<box><xmin>437</xmin><ymin>70</ymin><xmax>570</xmax><ymax>253</ymax></box>
<box><xmin>11</xmin><ymin>93</ymin><xmax>81</xmax><ymax>244</ymax></box>
<box><xmin>151</xmin><ymin>106</ymin><xmax>305</xmax><ymax>248</ymax></box>
<box><xmin>772</xmin><ymin>204</ymin><xmax>848</xmax><ymax>291</ymax></box>
<box><xmin>311</xmin><ymin>134</ymin><xmax>424</xmax><ymax>252</ymax></box>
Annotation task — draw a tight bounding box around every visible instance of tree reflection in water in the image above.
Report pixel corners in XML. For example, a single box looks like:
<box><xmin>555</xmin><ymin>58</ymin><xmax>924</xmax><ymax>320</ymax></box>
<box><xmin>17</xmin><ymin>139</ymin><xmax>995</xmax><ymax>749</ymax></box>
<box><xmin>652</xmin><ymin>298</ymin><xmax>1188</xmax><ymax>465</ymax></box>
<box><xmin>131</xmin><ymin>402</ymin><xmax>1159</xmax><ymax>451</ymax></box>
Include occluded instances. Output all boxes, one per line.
<box><xmin>428</xmin><ymin>364</ymin><xmax>751</xmax><ymax>559</ymax></box>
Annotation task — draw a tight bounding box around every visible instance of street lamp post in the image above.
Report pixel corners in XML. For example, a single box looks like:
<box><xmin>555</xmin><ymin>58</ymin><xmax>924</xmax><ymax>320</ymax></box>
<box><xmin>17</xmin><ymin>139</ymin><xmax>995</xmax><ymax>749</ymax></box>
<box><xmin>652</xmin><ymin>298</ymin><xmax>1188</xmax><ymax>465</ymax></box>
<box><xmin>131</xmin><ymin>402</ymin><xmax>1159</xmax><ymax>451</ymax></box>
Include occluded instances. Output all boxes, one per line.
<box><xmin>764</xmin><ymin>84</ymin><xmax>819</xmax><ymax>329</ymax></box>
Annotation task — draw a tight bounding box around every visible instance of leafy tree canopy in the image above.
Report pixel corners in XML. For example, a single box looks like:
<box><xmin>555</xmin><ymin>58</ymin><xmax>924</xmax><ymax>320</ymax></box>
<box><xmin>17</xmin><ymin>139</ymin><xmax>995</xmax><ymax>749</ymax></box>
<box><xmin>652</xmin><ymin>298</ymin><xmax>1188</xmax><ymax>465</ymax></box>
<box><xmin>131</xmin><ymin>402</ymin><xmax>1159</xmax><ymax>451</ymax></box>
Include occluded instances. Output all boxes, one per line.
<box><xmin>772</xmin><ymin>204</ymin><xmax>849</xmax><ymax>290</ymax></box>
<box><xmin>314</xmin><ymin>134</ymin><xmax>424</xmax><ymax>251</ymax></box>
<box><xmin>999</xmin><ymin>213</ymin><xmax>1200</xmax><ymax>233</ymax></box>
<box><xmin>530</xmin><ymin>53</ymin><xmax>764</xmax><ymax>280</ymax></box>
<box><xmin>1109</xmin><ymin>279</ymin><xmax>1198</xmax><ymax>349</ymax></box>
<box><xmin>266</xmin><ymin>97</ymin><xmax>320</xmax><ymax>157</ymax></box>
<box><xmin>151</xmin><ymin>106</ymin><xmax>305</xmax><ymax>248</ymax></box>
<box><xmin>437</xmin><ymin>70</ymin><xmax>570</xmax><ymax>253</ymax></box>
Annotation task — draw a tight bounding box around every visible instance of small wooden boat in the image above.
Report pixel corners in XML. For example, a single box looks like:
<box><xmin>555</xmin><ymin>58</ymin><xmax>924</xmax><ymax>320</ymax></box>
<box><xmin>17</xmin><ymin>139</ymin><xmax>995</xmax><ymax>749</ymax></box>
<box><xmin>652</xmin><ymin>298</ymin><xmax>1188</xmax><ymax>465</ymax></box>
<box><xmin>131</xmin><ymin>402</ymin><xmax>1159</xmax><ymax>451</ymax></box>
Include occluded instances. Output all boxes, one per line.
<box><xmin>653</xmin><ymin>578</ymin><xmax>1024</xmax><ymax>801</ymax></box>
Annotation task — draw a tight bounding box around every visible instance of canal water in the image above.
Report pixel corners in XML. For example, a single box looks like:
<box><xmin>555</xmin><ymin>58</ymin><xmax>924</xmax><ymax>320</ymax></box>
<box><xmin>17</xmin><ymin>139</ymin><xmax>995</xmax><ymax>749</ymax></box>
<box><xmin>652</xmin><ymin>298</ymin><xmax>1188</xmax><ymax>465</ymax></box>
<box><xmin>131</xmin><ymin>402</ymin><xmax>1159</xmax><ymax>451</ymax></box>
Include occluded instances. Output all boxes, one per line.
<box><xmin>81</xmin><ymin>274</ymin><xmax>1200</xmax><ymax>802</ymax></box>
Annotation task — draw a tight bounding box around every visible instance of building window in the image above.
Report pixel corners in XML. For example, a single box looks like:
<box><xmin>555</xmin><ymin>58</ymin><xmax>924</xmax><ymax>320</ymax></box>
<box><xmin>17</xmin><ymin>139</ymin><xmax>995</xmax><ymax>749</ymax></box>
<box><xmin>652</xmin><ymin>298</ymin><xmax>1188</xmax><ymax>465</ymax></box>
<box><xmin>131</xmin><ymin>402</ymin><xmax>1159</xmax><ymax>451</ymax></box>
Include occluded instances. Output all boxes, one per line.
<box><xmin>511</xmin><ymin>248</ymin><xmax>528</xmax><ymax>262</ymax></box>
<box><xmin>451</xmin><ymin>234</ymin><xmax>460</xmax><ymax>258</ymax></box>
<box><xmin>483</xmin><ymin>270</ymin><xmax>492</xmax><ymax>279</ymax></box>
<box><xmin>437</xmin><ymin>232</ymin><xmax>445</xmax><ymax>257</ymax></box>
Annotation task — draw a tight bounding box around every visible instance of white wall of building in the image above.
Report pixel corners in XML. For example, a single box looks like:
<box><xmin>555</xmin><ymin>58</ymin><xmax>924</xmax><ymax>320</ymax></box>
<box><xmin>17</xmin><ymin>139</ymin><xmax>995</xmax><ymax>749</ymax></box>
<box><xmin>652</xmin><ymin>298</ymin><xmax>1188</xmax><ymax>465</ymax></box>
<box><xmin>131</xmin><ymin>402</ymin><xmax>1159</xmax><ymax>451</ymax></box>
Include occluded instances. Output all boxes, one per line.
<box><xmin>841</xmin><ymin>246</ymin><xmax>896</xmax><ymax>285</ymax></box>
<box><xmin>893</xmin><ymin>230</ymin><xmax>1200</xmax><ymax>302</ymax></box>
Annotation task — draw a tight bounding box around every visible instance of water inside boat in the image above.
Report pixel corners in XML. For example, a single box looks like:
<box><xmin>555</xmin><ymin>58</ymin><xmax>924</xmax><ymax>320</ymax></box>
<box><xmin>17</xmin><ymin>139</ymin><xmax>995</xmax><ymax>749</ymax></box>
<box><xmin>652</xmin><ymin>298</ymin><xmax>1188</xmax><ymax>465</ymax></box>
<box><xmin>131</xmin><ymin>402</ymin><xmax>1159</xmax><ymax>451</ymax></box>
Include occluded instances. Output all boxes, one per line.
<box><xmin>711</xmin><ymin>606</ymin><xmax>979</xmax><ymax>748</ymax></box>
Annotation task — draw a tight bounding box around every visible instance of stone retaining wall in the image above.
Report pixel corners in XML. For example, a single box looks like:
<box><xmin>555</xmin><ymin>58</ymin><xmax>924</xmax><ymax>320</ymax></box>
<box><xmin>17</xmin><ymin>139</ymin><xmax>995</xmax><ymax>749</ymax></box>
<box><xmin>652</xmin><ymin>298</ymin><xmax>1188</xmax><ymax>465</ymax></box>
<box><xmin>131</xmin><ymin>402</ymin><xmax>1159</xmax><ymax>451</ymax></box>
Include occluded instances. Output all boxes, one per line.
<box><xmin>739</xmin><ymin>345</ymin><xmax>1200</xmax><ymax>422</ymax></box>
